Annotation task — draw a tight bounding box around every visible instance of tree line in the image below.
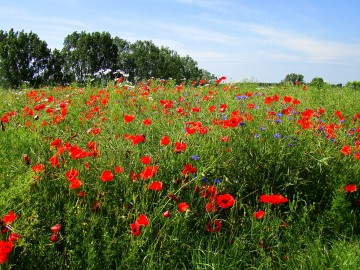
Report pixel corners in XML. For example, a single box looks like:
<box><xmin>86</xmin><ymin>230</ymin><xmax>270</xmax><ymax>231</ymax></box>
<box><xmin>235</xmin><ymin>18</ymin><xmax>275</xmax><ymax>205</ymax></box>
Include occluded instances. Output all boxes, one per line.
<box><xmin>0</xmin><ymin>29</ymin><xmax>216</xmax><ymax>89</ymax></box>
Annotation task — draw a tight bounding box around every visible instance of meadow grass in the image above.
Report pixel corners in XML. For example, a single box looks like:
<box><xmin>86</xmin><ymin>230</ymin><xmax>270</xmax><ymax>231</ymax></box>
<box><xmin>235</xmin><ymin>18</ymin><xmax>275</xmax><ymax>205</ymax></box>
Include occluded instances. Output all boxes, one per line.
<box><xmin>0</xmin><ymin>81</ymin><xmax>360</xmax><ymax>269</ymax></box>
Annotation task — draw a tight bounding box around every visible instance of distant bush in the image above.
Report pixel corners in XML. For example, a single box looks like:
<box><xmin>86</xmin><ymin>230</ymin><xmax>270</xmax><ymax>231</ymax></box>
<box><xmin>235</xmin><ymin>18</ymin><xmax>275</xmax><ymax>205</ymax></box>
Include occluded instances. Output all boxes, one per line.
<box><xmin>281</xmin><ymin>73</ymin><xmax>304</xmax><ymax>85</ymax></box>
<box><xmin>310</xmin><ymin>77</ymin><xmax>325</xmax><ymax>89</ymax></box>
<box><xmin>346</xmin><ymin>81</ymin><xmax>360</xmax><ymax>91</ymax></box>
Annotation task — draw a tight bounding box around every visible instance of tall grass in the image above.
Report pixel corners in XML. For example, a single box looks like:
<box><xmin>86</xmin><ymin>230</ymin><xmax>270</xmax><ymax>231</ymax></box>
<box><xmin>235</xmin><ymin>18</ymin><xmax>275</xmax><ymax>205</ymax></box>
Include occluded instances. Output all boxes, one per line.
<box><xmin>0</xmin><ymin>82</ymin><xmax>359</xmax><ymax>269</ymax></box>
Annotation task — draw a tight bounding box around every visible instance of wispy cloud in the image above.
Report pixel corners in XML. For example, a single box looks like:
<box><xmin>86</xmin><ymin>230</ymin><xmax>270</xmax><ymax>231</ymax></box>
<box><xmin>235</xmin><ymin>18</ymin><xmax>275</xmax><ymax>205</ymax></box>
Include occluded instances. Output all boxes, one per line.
<box><xmin>154</xmin><ymin>23</ymin><xmax>243</xmax><ymax>45</ymax></box>
<box><xmin>0</xmin><ymin>7</ymin><xmax>86</xmax><ymax>28</ymax></box>
<box><xmin>246</xmin><ymin>24</ymin><xmax>360</xmax><ymax>64</ymax></box>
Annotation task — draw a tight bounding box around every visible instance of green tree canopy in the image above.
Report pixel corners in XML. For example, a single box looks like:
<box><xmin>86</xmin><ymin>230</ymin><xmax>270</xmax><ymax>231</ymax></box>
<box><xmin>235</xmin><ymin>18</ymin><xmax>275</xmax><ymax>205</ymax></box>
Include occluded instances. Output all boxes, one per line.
<box><xmin>0</xmin><ymin>29</ymin><xmax>215</xmax><ymax>88</ymax></box>
<box><xmin>282</xmin><ymin>73</ymin><xmax>304</xmax><ymax>85</ymax></box>
<box><xmin>62</xmin><ymin>31</ymin><xmax>118</xmax><ymax>83</ymax></box>
<box><xmin>0</xmin><ymin>29</ymin><xmax>51</xmax><ymax>88</ymax></box>
<box><xmin>310</xmin><ymin>77</ymin><xmax>325</xmax><ymax>89</ymax></box>
<box><xmin>346</xmin><ymin>81</ymin><xmax>360</xmax><ymax>91</ymax></box>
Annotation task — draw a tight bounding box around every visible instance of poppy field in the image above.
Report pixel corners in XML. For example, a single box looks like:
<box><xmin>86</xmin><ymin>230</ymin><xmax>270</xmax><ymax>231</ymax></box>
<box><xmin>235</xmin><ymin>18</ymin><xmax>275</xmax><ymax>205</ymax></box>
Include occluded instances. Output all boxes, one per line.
<box><xmin>1</xmin><ymin>79</ymin><xmax>360</xmax><ymax>269</ymax></box>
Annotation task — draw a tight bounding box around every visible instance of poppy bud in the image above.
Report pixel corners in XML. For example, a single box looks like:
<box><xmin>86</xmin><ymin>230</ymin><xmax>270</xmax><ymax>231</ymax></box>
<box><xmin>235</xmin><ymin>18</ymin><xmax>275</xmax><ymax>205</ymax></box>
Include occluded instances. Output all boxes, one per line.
<box><xmin>162</xmin><ymin>210</ymin><xmax>171</xmax><ymax>218</ymax></box>
<box><xmin>23</xmin><ymin>154</ymin><xmax>30</xmax><ymax>165</ymax></box>
<box><xmin>50</xmin><ymin>233</ymin><xmax>60</xmax><ymax>243</ymax></box>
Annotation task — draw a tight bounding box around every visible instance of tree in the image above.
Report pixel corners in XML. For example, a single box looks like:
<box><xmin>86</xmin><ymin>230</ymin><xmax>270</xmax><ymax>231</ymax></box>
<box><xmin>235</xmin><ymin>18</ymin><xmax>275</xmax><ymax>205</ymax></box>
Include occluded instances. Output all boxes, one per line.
<box><xmin>62</xmin><ymin>31</ymin><xmax>118</xmax><ymax>83</ymax></box>
<box><xmin>282</xmin><ymin>73</ymin><xmax>304</xmax><ymax>85</ymax></box>
<box><xmin>113</xmin><ymin>36</ymin><xmax>130</xmax><ymax>72</ymax></box>
<box><xmin>346</xmin><ymin>81</ymin><xmax>360</xmax><ymax>91</ymax></box>
<box><xmin>310</xmin><ymin>77</ymin><xmax>325</xmax><ymax>89</ymax></box>
<box><xmin>0</xmin><ymin>29</ymin><xmax>51</xmax><ymax>88</ymax></box>
<box><xmin>44</xmin><ymin>48</ymin><xmax>68</xmax><ymax>85</ymax></box>
<box><xmin>125</xmin><ymin>40</ymin><xmax>161</xmax><ymax>80</ymax></box>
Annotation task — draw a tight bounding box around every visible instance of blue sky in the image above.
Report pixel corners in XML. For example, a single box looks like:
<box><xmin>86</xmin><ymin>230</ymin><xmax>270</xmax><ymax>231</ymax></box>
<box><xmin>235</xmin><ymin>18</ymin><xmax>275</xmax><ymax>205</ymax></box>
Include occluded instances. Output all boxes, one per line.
<box><xmin>1</xmin><ymin>0</ymin><xmax>359</xmax><ymax>84</ymax></box>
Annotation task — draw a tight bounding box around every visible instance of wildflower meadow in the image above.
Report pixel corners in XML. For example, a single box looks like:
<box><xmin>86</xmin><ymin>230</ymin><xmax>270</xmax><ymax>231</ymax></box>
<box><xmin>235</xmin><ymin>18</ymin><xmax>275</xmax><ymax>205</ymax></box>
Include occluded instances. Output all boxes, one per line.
<box><xmin>1</xmin><ymin>79</ymin><xmax>360</xmax><ymax>269</ymax></box>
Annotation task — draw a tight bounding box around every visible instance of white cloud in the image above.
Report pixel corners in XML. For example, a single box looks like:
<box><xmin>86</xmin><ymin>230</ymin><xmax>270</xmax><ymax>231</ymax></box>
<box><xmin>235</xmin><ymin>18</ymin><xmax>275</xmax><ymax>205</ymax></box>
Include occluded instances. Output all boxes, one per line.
<box><xmin>154</xmin><ymin>23</ymin><xmax>243</xmax><ymax>45</ymax></box>
<box><xmin>246</xmin><ymin>24</ymin><xmax>360</xmax><ymax>64</ymax></box>
<box><xmin>0</xmin><ymin>7</ymin><xmax>86</xmax><ymax>28</ymax></box>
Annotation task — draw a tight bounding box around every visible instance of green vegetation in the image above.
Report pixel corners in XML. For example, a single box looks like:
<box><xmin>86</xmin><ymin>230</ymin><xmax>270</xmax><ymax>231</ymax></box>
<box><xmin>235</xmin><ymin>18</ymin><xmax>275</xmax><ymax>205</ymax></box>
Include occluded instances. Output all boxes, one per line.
<box><xmin>1</xmin><ymin>80</ymin><xmax>360</xmax><ymax>269</ymax></box>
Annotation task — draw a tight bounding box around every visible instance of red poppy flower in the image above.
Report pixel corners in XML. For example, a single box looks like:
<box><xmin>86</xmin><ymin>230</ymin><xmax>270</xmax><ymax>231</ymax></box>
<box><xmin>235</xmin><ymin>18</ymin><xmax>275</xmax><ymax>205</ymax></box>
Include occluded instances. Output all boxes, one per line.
<box><xmin>91</xmin><ymin>128</ymin><xmax>101</xmax><ymax>135</ymax></box>
<box><xmin>114</xmin><ymin>166</ymin><xmax>124</xmax><ymax>174</ymax></box>
<box><xmin>100</xmin><ymin>170</ymin><xmax>114</xmax><ymax>182</ymax></box>
<box><xmin>65</xmin><ymin>169</ymin><xmax>78</xmax><ymax>181</ymax></box>
<box><xmin>259</xmin><ymin>194</ymin><xmax>288</xmax><ymax>205</ymax></box>
<box><xmin>201</xmin><ymin>185</ymin><xmax>218</xmax><ymax>198</ymax></box>
<box><xmin>254</xmin><ymin>210</ymin><xmax>265</xmax><ymax>219</ymax></box>
<box><xmin>206</xmin><ymin>219</ymin><xmax>222</xmax><ymax>232</ymax></box>
<box><xmin>160</xmin><ymin>136</ymin><xmax>170</xmax><ymax>146</ymax></box>
<box><xmin>130</xmin><ymin>222</ymin><xmax>141</xmax><ymax>236</ymax></box>
<box><xmin>87</xmin><ymin>141</ymin><xmax>99</xmax><ymax>157</ymax></box>
<box><xmin>50</xmin><ymin>138</ymin><xmax>62</xmax><ymax>148</ymax></box>
<box><xmin>140</xmin><ymin>156</ymin><xmax>151</xmax><ymax>165</ymax></box>
<box><xmin>283</xmin><ymin>96</ymin><xmax>292</xmax><ymax>103</ymax></box>
<box><xmin>8</xmin><ymin>233</ymin><xmax>21</xmax><ymax>242</ymax></box>
<box><xmin>140</xmin><ymin>165</ymin><xmax>158</xmax><ymax>180</ymax></box>
<box><xmin>130</xmin><ymin>214</ymin><xmax>149</xmax><ymax>236</ymax></box>
<box><xmin>49</xmin><ymin>155</ymin><xmax>60</xmax><ymax>168</ymax></box>
<box><xmin>0</xmin><ymin>240</ymin><xmax>13</xmax><ymax>264</ymax></box>
<box><xmin>219</xmin><ymin>103</ymin><xmax>227</xmax><ymax>113</ymax></box>
<box><xmin>32</xmin><ymin>163</ymin><xmax>45</xmax><ymax>173</ymax></box>
<box><xmin>178</xmin><ymin>202</ymin><xmax>190</xmax><ymax>212</ymax></box>
<box><xmin>174</xmin><ymin>141</ymin><xmax>187</xmax><ymax>153</ymax></box>
<box><xmin>2</xmin><ymin>211</ymin><xmax>17</xmax><ymax>224</ymax></box>
<box><xmin>205</xmin><ymin>202</ymin><xmax>217</xmax><ymax>213</ymax></box>
<box><xmin>1</xmin><ymin>114</ymin><xmax>9</xmax><ymax>123</ymax></box>
<box><xmin>124</xmin><ymin>114</ymin><xmax>135</xmax><ymax>123</ymax></box>
<box><xmin>125</xmin><ymin>134</ymin><xmax>146</xmax><ymax>145</ymax></box>
<box><xmin>344</xmin><ymin>184</ymin><xmax>357</xmax><ymax>193</ymax></box>
<box><xmin>292</xmin><ymin>99</ymin><xmax>300</xmax><ymax>105</ymax></box>
<box><xmin>69</xmin><ymin>179</ymin><xmax>82</xmax><ymax>189</ymax></box>
<box><xmin>142</xmin><ymin>118</ymin><xmax>152</xmax><ymax>126</ymax></box>
<box><xmin>136</xmin><ymin>214</ymin><xmax>149</xmax><ymax>227</ymax></box>
<box><xmin>182</xmin><ymin>163</ymin><xmax>196</xmax><ymax>175</ymax></box>
<box><xmin>148</xmin><ymin>181</ymin><xmax>163</xmax><ymax>191</ymax></box>
<box><xmin>216</xmin><ymin>194</ymin><xmax>235</xmax><ymax>209</ymax></box>
<box><xmin>340</xmin><ymin>145</ymin><xmax>351</xmax><ymax>156</ymax></box>
<box><xmin>50</xmin><ymin>223</ymin><xmax>61</xmax><ymax>234</ymax></box>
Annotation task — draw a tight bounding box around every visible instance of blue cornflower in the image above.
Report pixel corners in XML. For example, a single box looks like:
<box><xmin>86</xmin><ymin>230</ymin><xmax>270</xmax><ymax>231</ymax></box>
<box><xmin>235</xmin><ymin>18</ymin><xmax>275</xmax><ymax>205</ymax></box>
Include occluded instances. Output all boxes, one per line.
<box><xmin>274</xmin><ymin>133</ymin><xmax>281</xmax><ymax>139</ymax></box>
<box><xmin>275</xmin><ymin>119</ymin><xmax>281</xmax><ymax>124</ymax></box>
<box><xmin>254</xmin><ymin>134</ymin><xmax>260</xmax><ymax>139</ymax></box>
<box><xmin>202</xmin><ymin>177</ymin><xmax>209</xmax><ymax>183</ymax></box>
<box><xmin>190</xmin><ymin>155</ymin><xmax>200</xmax><ymax>161</ymax></box>
<box><xmin>215</xmin><ymin>179</ymin><xmax>221</xmax><ymax>184</ymax></box>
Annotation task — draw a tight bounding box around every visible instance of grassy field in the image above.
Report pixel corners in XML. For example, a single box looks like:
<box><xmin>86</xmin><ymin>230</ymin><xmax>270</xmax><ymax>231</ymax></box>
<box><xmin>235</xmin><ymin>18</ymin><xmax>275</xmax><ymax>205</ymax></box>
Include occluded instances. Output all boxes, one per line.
<box><xmin>0</xmin><ymin>80</ymin><xmax>360</xmax><ymax>269</ymax></box>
